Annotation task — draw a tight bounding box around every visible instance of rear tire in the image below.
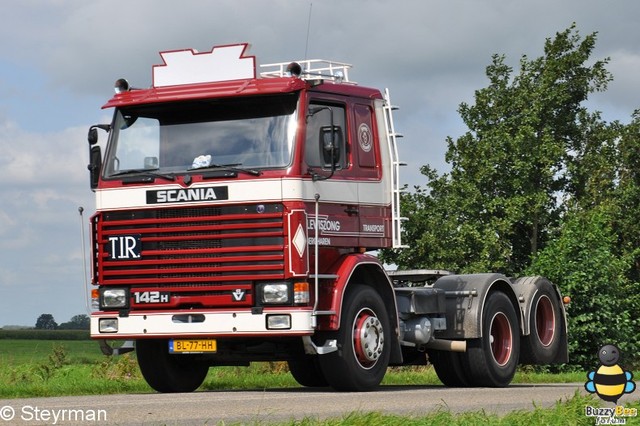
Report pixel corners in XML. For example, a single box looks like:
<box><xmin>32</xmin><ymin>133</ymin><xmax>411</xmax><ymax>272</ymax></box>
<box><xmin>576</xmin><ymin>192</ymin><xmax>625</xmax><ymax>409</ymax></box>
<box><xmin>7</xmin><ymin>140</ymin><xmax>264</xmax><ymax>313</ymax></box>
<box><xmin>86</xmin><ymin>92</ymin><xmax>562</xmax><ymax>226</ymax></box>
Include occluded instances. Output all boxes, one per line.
<box><xmin>428</xmin><ymin>349</ymin><xmax>471</xmax><ymax>387</ymax></box>
<box><xmin>521</xmin><ymin>279</ymin><xmax>563</xmax><ymax>364</ymax></box>
<box><xmin>318</xmin><ymin>284</ymin><xmax>391</xmax><ymax>391</ymax></box>
<box><xmin>288</xmin><ymin>355</ymin><xmax>328</xmax><ymax>387</ymax></box>
<box><xmin>136</xmin><ymin>339</ymin><xmax>209</xmax><ymax>393</ymax></box>
<box><xmin>465</xmin><ymin>291</ymin><xmax>519</xmax><ymax>387</ymax></box>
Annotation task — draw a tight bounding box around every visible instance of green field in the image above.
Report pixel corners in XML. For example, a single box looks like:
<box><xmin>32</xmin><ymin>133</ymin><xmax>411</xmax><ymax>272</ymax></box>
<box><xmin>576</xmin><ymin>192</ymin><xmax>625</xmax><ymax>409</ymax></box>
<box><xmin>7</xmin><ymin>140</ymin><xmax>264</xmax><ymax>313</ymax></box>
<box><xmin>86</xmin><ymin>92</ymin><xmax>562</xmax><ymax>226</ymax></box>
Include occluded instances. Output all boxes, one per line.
<box><xmin>0</xmin><ymin>339</ymin><xmax>101</xmax><ymax>365</ymax></box>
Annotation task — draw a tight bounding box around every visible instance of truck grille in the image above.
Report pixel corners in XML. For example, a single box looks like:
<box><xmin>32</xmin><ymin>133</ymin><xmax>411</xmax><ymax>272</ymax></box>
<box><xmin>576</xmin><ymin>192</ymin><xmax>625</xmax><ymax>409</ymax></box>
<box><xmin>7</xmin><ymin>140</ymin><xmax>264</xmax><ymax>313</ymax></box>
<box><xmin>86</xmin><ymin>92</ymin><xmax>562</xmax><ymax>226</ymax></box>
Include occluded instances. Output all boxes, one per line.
<box><xmin>92</xmin><ymin>204</ymin><xmax>285</xmax><ymax>308</ymax></box>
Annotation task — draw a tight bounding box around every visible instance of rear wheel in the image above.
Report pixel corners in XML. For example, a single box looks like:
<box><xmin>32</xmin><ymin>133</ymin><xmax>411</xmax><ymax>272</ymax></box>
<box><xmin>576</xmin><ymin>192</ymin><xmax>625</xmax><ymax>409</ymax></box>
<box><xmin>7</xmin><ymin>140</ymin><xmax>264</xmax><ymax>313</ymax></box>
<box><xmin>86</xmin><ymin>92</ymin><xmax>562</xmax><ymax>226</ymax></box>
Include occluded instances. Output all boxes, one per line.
<box><xmin>465</xmin><ymin>291</ymin><xmax>520</xmax><ymax>387</ymax></box>
<box><xmin>318</xmin><ymin>284</ymin><xmax>391</xmax><ymax>391</ymax></box>
<box><xmin>521</xmin><ymin>278</ymin><xmax>563</xmax><ymax>364</ymax></box>
<box><xmin>428</xmin><ymin>349</ymin><xmax>470</xmax><ymax>387</ymax></box>
<box><xmin>136</xmin><ymin>339</ymin><xmax>209</xmax><ymax>393</ymax></box>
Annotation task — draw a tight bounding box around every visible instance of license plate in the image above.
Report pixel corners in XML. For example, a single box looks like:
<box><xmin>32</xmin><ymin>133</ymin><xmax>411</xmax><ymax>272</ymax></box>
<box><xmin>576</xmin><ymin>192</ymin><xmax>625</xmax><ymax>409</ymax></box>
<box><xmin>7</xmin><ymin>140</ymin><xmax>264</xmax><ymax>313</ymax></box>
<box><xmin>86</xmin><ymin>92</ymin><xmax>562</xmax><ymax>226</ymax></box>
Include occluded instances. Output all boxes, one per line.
<box><xmin>169</xmin><ymin>339</ymin><xmax>217</xmax><ymax>354</ymax></box>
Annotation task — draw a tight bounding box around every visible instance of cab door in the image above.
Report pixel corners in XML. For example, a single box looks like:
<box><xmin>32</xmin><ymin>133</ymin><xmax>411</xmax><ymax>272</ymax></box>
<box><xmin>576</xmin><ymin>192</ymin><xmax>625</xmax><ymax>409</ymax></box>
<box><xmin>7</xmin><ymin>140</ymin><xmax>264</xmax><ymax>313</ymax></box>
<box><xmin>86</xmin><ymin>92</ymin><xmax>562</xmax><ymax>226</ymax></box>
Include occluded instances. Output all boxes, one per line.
<box><xmin>352</xmin><ymin>103</ymin><xmax>388</xmax><ymax>248</ymax></box>
<box><xmin>304</xmin><ymin>99</ymin><xmax>359</xmax><ymax>248</ymax></box>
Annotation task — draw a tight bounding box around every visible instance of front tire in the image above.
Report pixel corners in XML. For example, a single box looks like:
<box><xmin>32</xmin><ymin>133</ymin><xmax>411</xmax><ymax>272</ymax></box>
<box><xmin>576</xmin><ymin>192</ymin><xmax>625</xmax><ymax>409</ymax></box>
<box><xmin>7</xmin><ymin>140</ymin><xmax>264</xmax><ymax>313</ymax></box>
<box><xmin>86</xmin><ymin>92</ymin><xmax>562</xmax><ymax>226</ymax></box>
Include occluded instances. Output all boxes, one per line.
<box><xmin>465</xmin><ymin>291</ymin><xmax>520</xmax><ymax>387</ymax></box>
<box><xmin>318</xmin><ymin>284</ymin><xmax>391</xmax><ymax>391</ymax></box>
<box><xmin>288</xmin><ymin>355</ymin><xmax>328</xmax><ymax>387</ymax></box>
<box><xmin>136</xmin><ymin>339</ymin><xmax>209</xmax><ymax>393</ymax></box>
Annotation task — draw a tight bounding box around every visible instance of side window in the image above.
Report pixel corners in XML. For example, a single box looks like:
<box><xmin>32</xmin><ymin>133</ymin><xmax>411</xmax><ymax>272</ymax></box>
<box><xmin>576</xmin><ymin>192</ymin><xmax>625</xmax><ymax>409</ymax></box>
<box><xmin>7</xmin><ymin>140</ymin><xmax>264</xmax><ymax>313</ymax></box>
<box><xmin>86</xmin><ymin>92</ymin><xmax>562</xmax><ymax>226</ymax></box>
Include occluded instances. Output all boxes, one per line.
<box><xmin>305</xmin><ymin>103</ymin><xmax>347</xmax><ymax>170</ymax></box>
<box><xmin>354</xmin><ymin>103</ymin><xmax>376</xmax><ymax>169</ymax></box>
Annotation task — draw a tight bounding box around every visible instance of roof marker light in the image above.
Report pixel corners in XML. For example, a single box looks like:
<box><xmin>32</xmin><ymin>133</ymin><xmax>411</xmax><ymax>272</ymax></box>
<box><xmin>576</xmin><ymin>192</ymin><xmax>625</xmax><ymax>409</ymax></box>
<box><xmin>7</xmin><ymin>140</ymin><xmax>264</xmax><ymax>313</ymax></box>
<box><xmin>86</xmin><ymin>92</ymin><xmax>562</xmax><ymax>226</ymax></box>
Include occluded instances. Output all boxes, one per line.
<box><xmin>286</xmin><ymin>62</ymin><xmax>302</xmax><ymax>78</ymax></box>
<box><xmin>114</xmin><ymin>78</ymin><xmax>130</xmax><ymax>94</ymax></box>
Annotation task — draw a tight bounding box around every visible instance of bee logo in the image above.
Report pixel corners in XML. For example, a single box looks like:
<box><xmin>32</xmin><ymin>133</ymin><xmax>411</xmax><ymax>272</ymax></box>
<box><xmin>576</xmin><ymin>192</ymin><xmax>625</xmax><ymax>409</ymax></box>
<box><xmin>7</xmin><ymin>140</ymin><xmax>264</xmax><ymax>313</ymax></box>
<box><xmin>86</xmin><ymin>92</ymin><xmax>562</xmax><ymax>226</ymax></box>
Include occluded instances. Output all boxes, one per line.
<box><xmin>585</xmin><ymin>344</ymin><xmax>636</xmax><ymax>404</ymax></box>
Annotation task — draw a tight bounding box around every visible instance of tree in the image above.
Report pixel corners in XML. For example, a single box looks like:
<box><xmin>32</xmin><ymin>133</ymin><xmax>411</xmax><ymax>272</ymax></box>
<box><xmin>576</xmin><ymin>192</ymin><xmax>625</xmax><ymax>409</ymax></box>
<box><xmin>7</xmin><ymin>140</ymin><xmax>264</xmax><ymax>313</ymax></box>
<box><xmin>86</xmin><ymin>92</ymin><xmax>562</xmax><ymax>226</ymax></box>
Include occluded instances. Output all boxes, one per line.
<box><xmin>381</xmin><ymin>24</ymin><xmax>613</xmax><ymax>276</ymax></box>
<box><xmin>526</xmin><ymin>205</ymin><xmax>639</xmax><ymax>368</ymax></box>
<box><xmin>381</xmin><ymin>24</ymin><xmax>640</xmax><ymax>369</ymax></box>
<box><xmin>58</xmin><ymin>314</ymin><xmax>90</xmax><ymax>330</ymax></box>
<box><xmin>613</xmin><ymin>111</ymin><xmax>640</xmax><ymax>281</ymax></box>
<box><xmin>35</xmin><ymin>314</ymin><xmax>58</xmax><ymax>330</ymax></box>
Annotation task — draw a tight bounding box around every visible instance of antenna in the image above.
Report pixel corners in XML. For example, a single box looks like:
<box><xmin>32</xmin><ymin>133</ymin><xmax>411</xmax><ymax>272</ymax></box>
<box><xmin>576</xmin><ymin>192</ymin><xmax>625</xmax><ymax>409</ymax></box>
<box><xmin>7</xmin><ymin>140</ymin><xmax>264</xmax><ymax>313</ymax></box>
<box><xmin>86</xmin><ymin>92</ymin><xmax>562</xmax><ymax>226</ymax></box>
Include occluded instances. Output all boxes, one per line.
<box><xmin>78</xmin><ymin>206</ymin><xmax>91</xmax><ymax>314</ymax></box>
<box><xmin>304</xmin><ymin>2</ymin><xmax>313</xmax><ymax>59</ymax></box>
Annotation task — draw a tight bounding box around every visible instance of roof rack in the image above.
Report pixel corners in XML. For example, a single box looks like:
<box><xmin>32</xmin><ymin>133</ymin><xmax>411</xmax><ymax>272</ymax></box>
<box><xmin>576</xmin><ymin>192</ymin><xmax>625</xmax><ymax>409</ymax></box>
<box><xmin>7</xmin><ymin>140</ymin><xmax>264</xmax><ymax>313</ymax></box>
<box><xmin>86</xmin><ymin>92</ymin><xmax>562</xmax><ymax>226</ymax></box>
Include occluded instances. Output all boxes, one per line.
<box><xmin>260</xmin><ymin>59</ymin><xmax>353</xmax><ymax>83</ymax></box>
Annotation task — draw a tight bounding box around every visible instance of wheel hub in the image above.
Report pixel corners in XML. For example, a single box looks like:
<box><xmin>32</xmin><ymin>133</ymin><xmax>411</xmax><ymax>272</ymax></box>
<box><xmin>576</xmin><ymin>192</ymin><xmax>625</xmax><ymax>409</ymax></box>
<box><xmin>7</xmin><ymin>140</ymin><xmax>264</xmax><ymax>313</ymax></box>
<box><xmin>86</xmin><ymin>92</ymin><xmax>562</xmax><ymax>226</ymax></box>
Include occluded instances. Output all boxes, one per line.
<box><xmin>535</xmin><ymin>295</ymin><xmax>556</xmax><ymax>347</ymax></box>
<box><xmin>353</xmin><ymin>309</ymin><xmax>384</xmax><ymax>368</ymax></box>
<box><xmin>490</xmin><ymin>312</ymin><xmax>512</xmax><ymax>367</ymax></box>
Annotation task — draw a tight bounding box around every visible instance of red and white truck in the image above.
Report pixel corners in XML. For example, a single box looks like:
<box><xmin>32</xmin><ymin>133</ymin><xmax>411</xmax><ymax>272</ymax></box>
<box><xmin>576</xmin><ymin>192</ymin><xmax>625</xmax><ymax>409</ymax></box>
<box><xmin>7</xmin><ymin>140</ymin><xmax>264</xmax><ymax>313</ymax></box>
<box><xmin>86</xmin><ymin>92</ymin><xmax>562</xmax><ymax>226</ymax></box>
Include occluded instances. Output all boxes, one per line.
<box><xmin>86</xmin><ymin>43</ymin><xmax>568</xmax><ymax>392</ymax></box>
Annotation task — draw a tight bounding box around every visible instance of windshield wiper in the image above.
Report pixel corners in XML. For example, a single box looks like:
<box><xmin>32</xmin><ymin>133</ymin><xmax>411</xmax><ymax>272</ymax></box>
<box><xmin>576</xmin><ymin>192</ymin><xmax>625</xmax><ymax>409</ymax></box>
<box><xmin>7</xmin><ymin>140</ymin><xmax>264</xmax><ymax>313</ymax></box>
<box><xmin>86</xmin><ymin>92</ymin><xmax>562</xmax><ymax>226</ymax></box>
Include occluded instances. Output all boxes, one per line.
<box><xmin>189</xmin><ymin>163</ymin><xmax>262</xmax><ymax>176</ymax></box>
<box><xmin>110</xmin><ymin>168</ymin><xmax>176</xmax><ymax>181</ymax></box>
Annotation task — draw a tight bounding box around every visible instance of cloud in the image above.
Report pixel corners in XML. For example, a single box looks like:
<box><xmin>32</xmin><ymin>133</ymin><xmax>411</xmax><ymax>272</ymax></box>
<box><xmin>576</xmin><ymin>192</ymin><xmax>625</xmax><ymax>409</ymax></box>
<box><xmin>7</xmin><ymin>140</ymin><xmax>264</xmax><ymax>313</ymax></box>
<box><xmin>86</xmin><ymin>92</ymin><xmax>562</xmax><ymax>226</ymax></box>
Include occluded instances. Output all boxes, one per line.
<box><xmin>1</xmin><ymin>0</ymin><xmax>640</xmax><ymax>325</ymax></box>
<box><xmin>0</xmin><ymin>116</ymin><xmax>94</xmax><ymax>325</ymax></box>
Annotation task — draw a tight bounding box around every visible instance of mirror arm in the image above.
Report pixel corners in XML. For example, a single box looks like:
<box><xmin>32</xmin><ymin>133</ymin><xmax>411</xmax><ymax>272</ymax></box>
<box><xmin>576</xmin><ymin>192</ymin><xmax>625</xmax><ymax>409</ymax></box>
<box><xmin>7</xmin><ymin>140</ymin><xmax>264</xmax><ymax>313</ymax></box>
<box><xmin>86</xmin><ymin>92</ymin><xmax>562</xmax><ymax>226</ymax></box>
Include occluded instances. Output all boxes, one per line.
<box><xmin>88</xmin><ymin>124</ymin><xmax>111</xmax><ymax>145</ymax></box>
<box><xmin>93</xmin><ymin>124</ymin><xmax>111</xmax><ymax>131</ymax></box>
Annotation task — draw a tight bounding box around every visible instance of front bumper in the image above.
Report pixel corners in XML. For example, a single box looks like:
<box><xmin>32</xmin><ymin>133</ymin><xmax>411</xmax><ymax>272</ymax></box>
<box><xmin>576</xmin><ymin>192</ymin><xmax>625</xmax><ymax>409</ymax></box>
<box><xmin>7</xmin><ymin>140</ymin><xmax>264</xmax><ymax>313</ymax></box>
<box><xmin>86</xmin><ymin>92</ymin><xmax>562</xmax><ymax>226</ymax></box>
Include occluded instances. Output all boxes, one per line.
<box><xmin>91</xmin><ymin>309</ymin><xmax>315</xmax><ymax>338</ymax></box>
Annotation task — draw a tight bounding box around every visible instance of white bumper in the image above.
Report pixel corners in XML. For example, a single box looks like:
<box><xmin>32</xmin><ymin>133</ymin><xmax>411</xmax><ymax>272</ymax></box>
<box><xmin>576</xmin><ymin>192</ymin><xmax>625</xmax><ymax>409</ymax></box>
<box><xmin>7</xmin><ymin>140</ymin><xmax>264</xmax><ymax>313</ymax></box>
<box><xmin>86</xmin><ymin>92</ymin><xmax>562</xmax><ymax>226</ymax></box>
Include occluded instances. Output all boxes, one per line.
<box><xmin>91</xmin><ymin>309</ymin><xmax>315</xmax><ymax>338</ymax></box>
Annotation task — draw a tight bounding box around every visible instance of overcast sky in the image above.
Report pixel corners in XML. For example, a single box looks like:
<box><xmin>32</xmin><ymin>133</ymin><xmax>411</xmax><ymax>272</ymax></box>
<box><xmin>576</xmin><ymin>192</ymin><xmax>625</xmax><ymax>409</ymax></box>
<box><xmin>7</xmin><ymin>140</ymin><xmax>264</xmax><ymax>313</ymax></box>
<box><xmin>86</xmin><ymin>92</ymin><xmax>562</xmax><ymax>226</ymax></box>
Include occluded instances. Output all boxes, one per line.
<box><xmin>1</xmin><ymin>0</ymin><xmax>639</xmax><ymax>327</ymax></box>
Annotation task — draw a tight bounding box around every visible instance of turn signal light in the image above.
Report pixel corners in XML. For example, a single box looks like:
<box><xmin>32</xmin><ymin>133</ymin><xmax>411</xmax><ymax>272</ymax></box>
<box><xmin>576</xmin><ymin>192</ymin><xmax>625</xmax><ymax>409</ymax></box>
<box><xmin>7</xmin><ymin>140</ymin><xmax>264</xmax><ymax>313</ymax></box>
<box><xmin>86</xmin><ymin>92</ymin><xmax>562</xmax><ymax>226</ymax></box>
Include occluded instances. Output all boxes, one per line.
<box><xmin>294</xmin><ymin>281</ymin><xmax>310</xmax><ymax>304</ymax></box>
<box><xmin>91</xmin><ymin>288</ymin><xmax>99</xmax><ymax>311</ymax></box>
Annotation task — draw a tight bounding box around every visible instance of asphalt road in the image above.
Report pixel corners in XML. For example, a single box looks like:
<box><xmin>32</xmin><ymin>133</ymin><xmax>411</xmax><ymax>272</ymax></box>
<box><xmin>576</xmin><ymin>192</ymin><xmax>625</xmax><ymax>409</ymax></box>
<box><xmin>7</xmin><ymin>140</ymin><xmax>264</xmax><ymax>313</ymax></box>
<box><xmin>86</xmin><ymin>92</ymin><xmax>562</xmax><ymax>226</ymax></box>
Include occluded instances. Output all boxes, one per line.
<box><xmin>0</xmin><ymin>384</ymin><xmax>637</xmax><ymax>425</ymax></box>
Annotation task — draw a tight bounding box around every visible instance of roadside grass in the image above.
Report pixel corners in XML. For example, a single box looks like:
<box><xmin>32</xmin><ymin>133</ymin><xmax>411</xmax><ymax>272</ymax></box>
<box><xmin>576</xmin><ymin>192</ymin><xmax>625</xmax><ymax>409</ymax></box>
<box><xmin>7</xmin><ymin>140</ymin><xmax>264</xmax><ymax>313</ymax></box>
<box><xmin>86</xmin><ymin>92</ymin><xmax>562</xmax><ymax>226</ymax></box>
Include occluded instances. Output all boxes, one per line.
<box><xmin>282</xmin><ymin>395</ymin><xmax>640</xmax><ymax>426</ymax></box>
<box><xmin>2</xmin><ymin>339</ymin><xmax>639</xmax><ymax>426</ymax></box>
<box><xmin>0</xmin><ymin>339</ymin><xmax>592</xmax><ymax>398</ymax></box>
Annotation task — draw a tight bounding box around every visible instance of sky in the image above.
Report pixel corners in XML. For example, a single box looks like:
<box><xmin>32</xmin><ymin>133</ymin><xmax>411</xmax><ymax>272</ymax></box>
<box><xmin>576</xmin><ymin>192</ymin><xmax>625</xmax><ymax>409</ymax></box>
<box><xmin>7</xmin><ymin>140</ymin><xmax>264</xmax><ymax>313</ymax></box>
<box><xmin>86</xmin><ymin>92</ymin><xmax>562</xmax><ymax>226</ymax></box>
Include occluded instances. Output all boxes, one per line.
<box><xmin>0</xmin><ymin>0</ymin><xmax>639</xmax><ymax>327</ymax></box>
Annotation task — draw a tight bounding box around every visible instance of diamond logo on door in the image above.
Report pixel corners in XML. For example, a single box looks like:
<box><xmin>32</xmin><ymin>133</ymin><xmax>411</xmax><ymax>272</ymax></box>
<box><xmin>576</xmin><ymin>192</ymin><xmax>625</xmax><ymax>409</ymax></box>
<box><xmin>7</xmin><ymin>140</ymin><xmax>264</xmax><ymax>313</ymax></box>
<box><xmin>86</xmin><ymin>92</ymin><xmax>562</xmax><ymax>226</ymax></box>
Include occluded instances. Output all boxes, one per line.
<box><xmin>292</xmin><ymin>224</ymin><xmax>307</xmax><ymax>258</ymax></box>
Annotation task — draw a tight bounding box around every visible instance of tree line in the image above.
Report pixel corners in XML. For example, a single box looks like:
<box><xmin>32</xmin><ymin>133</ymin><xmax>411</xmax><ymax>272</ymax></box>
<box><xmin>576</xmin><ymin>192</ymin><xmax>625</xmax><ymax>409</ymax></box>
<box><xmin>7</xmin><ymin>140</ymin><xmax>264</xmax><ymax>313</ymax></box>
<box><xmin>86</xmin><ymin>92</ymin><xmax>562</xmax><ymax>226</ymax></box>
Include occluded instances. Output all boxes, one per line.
<box><xmin>380</xmin><ymin>24</ymin><xmax>640</xmax><ymax>369</ymax></box>
<box><xmin>35</xmin><ymin>313</ymin><xmax>89</xmax><ymax>330</ymax></box>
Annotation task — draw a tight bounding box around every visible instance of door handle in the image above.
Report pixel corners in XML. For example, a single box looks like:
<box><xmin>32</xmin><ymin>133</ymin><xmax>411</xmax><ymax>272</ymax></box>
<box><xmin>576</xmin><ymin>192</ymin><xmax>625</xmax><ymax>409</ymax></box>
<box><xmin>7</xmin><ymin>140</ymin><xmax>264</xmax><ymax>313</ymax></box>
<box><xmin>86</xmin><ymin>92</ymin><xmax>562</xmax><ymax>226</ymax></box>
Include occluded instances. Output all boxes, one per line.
<box><xmin>344</xmin><ymin>206</ymin><xmax>359</xmax><ymax>216</ymax></box>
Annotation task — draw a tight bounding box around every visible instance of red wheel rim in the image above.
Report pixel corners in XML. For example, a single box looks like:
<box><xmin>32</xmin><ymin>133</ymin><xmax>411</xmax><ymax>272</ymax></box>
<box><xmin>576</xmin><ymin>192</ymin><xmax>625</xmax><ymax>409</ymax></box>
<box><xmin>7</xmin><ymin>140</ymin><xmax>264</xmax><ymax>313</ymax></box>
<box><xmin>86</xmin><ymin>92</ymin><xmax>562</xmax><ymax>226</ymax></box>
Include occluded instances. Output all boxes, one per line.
<box><xmin>535</xmin><ymin>295</ymin><xmax>556</xmax><ymax>347</ymax></box>
<box><xmin>352</xmin><ymin>308</ymin><xmax>384</xmax><ymax>369</ymax></box>
<box><xmin>490</xmin><ymin>312</ymin><xmax>512</xmax><ymax>366</ymax></box>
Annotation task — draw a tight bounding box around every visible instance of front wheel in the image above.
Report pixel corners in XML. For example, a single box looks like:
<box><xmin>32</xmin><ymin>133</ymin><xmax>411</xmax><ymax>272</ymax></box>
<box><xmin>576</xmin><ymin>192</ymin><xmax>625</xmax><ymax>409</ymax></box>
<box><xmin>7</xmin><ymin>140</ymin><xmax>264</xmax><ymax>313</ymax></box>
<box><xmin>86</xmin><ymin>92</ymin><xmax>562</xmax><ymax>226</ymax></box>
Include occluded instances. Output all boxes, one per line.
<box><xmin>465</xmin><ymin>291</ymin><xmax>520</xmax><ymax>387</ymax></box>
<box><xmin>136</xmin><ymin>339</ymin><xmax>209</xmax><ymax>393</ymax></box>
<box><xmin>318</xmin><ymin>284</ymin><xmax>391</xmax><ymax>391</ymax></box>
<box><xmin>288</xmin><ymin>355</ymin><xmax>328</xmax><ymax>387</ymax></box>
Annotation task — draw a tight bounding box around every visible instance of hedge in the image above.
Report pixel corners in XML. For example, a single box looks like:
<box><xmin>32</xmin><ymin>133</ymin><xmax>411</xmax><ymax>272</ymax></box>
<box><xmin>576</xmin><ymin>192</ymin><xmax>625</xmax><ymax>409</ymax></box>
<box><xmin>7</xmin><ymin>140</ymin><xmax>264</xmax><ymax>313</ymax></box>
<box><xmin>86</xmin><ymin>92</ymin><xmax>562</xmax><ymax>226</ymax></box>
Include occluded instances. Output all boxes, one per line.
<box><xmin>0</xmin><ymin>329</ymin><xmax>90</xmax><ymax>340</ymax></box>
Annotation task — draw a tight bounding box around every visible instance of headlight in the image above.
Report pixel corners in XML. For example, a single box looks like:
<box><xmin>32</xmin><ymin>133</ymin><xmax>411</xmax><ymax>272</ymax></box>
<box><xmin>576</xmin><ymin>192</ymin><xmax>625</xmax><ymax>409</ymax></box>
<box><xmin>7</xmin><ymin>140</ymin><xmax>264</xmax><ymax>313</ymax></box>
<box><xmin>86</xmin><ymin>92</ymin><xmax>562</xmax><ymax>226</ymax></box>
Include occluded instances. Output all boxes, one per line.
<box><xmin>100</xmin><ymin>288</ymin><xmax>129</xmax><ymax>309</ymax></box>
<box><xmin>261</xmin><ymin>283</ymin><xmax>289</xmax><ymax>304</ymax></box>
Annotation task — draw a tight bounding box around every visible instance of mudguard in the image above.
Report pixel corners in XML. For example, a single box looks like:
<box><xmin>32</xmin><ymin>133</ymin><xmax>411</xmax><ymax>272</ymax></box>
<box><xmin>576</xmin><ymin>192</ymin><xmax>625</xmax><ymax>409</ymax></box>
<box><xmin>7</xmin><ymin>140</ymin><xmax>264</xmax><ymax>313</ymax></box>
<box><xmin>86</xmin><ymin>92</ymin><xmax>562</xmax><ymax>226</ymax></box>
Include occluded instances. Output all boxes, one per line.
<box><xmin>314</xmin><ymin>253</ymin><xmax>403</xmax><ymax>364</ymax></box>
<box><xmin>511</xmin><ymin>276</ymin><xmax>569</xmax><ymax>363</ymax></box>
<box><xmin>431</xmin><ymin>273</ymin><xmax>521</xmax><ymax>339</ymax></box>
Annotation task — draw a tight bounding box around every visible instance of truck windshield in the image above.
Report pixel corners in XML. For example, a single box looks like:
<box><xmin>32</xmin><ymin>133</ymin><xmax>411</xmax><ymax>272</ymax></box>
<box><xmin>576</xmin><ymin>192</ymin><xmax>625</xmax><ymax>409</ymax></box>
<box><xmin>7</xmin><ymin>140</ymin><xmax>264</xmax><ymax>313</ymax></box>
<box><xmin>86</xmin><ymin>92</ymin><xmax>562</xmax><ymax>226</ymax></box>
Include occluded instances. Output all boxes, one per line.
<box><xmin>103</xmin><ymin>94</ymin><xmax>299</xmax><ymax>177</ymax></box>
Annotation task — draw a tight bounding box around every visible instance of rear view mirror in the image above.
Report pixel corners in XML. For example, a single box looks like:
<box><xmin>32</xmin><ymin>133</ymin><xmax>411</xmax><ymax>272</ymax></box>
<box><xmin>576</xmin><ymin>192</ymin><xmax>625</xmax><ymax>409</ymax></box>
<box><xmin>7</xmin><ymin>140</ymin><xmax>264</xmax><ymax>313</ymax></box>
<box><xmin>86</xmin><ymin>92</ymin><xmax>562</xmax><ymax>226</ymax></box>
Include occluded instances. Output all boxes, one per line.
<box><xmin>88</xmin><ymin>146</ymin><xmax>102</xmax><ymax>190</ymax></box>
<box><xmin>321</xmin><ymin>126</ymin><xmax>342</xmax><ymax>166</ymax></box>
<box><xmin>88</xmin><ymin>128</ymin><xmax>98</xmax><ymax>145</ymax></box>
<box><xmin>86</xmin><ymin>124</ymin><xmax>110</xmax><ymax>190</ymax></box>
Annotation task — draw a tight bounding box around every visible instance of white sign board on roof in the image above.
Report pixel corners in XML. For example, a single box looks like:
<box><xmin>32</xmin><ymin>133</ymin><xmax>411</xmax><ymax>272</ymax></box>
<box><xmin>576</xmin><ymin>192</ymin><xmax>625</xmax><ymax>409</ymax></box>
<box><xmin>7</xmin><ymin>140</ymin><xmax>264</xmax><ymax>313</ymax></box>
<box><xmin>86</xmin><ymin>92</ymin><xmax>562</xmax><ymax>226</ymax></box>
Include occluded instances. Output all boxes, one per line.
<box><xmin>152</xmin><ymin>43</ymin><xmax>256</xmax><ymax>87</ymax></box>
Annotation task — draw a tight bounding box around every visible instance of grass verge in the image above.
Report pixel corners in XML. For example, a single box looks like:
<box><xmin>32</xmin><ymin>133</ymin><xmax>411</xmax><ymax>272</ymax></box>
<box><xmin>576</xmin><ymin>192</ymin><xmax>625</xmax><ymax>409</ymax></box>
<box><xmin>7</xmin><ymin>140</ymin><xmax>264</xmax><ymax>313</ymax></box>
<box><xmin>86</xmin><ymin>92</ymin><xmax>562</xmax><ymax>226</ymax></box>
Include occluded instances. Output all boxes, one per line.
<box><xmin>282</xmin><ymin>394</ymin><xmax>640</xmax><ymax>426</ymax></box>
<box><xmin>0</xmin><ymin>339</ymin><xmax>598</xmax><ymax>398</ymax></box>
<box><xmin>0</xmin><ymin>340</ymin><xmax>638</xmax><ymax>426</ymax></box>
